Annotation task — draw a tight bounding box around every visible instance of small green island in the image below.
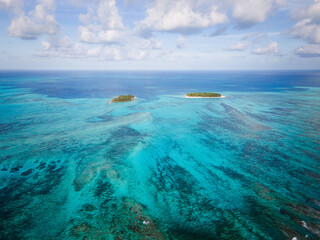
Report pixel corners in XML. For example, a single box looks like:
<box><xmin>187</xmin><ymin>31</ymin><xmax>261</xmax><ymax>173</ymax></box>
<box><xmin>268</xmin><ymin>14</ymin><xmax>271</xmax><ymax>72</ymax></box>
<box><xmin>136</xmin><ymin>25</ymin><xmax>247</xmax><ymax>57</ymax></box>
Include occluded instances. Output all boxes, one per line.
<box><xmin>112</xmin><ymin>95</ymin><xmax>135</xmax><ymax>103</ymax></box>
<box><xmin>186</xmin><ymin>92</ymin><xmax>222</xmax><ymax>98</ymax></box>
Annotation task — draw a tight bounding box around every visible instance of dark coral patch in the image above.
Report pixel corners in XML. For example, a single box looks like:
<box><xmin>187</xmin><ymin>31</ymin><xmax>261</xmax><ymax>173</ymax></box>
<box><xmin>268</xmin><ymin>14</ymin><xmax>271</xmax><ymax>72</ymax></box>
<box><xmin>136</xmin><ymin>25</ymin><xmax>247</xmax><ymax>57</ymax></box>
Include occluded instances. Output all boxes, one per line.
<box><xmin>21</xmin><ymin>169</ymin><xmax>33</xmax><ymax>176</ymax></box>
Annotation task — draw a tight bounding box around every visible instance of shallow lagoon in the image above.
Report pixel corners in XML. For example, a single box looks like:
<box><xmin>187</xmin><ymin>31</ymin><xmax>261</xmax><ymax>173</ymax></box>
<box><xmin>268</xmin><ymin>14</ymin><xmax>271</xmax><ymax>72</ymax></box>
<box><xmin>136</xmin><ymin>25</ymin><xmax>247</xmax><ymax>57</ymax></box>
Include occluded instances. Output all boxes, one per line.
<box><xmin>0</xmin><ymin>71</ymin><xmax>320</xmax><ymax>239</ymax></box>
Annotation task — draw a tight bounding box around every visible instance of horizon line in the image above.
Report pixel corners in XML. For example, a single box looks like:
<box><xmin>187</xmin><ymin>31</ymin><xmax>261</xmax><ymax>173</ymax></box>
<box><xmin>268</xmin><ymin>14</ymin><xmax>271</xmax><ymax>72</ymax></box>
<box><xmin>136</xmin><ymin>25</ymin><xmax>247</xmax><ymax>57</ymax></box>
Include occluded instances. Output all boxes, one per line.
<box><xmin>1</xmin><ymin>69</ymin><xmax>320</xmax><ymax>72</ymax></box>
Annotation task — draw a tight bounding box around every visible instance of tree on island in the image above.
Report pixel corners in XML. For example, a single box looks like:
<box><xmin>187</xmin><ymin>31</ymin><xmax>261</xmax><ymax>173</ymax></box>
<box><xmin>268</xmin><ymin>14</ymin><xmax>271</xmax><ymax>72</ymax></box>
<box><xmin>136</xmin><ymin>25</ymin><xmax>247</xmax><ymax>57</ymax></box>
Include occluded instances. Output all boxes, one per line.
<box><xmin>112</xmin><ymin>95</ymin><xmax>135</xmax><ymax>102</ymax></box>
<box><xmin>186</xmin><ymin>92</ymin><xmax>221</xmax><ymax>97</ymax></box>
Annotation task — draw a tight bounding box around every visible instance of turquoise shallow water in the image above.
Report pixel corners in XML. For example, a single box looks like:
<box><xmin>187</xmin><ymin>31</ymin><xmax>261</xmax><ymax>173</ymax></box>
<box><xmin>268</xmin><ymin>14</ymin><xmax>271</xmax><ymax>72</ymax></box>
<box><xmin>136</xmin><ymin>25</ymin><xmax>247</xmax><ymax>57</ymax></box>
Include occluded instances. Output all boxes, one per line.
<box><xmin>0</xmin><ymin>71</ymin><xmax>320</xmax><ymax>240</ymax></box>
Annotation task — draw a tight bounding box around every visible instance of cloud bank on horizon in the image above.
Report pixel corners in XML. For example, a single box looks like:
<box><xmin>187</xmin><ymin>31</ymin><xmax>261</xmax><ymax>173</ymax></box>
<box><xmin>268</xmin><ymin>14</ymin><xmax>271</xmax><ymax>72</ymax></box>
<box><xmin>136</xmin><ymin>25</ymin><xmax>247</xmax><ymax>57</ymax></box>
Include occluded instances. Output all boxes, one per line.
<box><xmin>0</xmin><ymin>0</ymin><xmax>319</xmax><ymax>70</ymax></box>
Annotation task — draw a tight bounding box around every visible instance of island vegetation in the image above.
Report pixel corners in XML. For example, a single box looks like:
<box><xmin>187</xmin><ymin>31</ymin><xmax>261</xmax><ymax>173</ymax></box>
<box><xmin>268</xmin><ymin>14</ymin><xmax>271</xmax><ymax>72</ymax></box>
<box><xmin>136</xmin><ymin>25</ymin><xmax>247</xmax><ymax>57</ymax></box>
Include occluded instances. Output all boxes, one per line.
<box><xmin>186</xmin><ymin>92</ymin><xmax>222</xmax><ymax>97</ymax></box>
<box><xmin>112</xmin><ymin>95</ymin><xmax>135</xmax><ymax>103</ymax></box>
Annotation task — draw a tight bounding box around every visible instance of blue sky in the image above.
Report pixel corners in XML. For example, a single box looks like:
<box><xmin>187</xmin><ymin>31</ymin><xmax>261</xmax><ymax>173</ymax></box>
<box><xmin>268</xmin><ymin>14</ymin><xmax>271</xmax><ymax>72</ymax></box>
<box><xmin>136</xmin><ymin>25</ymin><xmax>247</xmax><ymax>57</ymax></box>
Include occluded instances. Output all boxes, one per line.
<box><xmin>0</xmin><ymin>0</ymin><xmax>319</xmax><ymax>70</ymax></box>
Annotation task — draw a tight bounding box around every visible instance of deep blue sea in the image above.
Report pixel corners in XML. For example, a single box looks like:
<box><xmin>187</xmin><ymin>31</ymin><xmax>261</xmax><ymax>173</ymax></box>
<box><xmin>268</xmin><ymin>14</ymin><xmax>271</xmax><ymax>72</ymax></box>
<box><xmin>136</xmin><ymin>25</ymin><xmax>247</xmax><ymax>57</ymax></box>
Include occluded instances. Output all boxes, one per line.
<box><xmin>0</xmin><ymin>71</ymin><xmax>319</xmax><ymax>240</ymax></box>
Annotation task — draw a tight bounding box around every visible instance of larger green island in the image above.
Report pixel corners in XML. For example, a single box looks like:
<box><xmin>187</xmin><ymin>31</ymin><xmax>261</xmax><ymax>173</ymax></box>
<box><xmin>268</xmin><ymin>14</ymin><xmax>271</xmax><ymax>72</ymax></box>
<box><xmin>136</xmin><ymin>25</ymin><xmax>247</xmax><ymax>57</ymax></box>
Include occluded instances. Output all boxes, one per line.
<box><xmin>186</xmin><ymin>92</ymin><xmax>222</xmax><ymax>98</ymax></box>
<box><xmin>112</xmin><ymin>95</ymin><xmax>135</xmax><ymax>102</ymax></box>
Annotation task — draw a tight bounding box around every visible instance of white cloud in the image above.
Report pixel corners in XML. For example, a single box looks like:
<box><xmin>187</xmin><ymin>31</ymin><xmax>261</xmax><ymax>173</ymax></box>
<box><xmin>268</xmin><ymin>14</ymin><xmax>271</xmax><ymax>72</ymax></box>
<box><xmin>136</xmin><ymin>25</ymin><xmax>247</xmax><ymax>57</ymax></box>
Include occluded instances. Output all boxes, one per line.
<box><xmin>37</xmin><ymin>33</ymin><xmax>163</xmax><ymax>61</ymax></box>
<box><xmin>231</xmin><ymin>0</ymin><xmax>284</xmax><ymax>28</ymax></box>
<box><xmin>295</xmin><ymin>44</ymin><xmax>320</xmax><ymax>57</ymax></box>
<box><xmin>35</xmin><ymin>0</ymin><xmax>164</xmax><ymax>61</ymax></box>
<box><xmin>78</xmin><ymin>0</ymin><xmax>124</xmax><ymax>44</ymax></box>
<box><xmin>135</xmin><ymin>0</ymin><xmax>283</xmax><ymax>36</ymax></box>
<box><xmin>290</xmin><ymin>1</ymin><xmax>320</xmax><ymax>44</ymax></box>
<box><xmin>1</xmin><ymin>0</ymin><xmax>300</xmax><ymax>64</ymax></box>
<box><xmin>289</xmin><ymin>1</ymin><xmax>320</xmax><ymax>58</ymax></box>
<box><xmin>0</xmin><ymin>0</ymin><xmax>23</xmax><ymax>14</ymax></box>
<box><xmin>210</xmin><ymin>25</ymin><xmax>227</xmax><ymax>37</ymax></box>
<box><xmin>79</xmin><ymin>25</ymin><xmax>124</xmax><ymax>44</ymax></box>
<box><xmin>6</xmin><ymin>0</ymin><xmax>58</xmax><ymax>39</ymax></box>
<box><xmin>136</xmin><ymin>0</ymin><xmax>228</xmax><ymax>36</ymax></box>
<box><xmin>38</xmin><ymin>37</ymin><xmax>85</xmax><ymax>58</ymax></box>
<box><xmin>290</xmin><ymin>19</ymin><xmax>320</xmax><ymax>44</ymax></box>
<box><xmin>176</xmin><ymin>36</ymin><xmax>185</xmax><ymax>48</ymax></box>
<box><xmin>37</xmin><ymin>42</ymin><xmax>154</xmax><ymax>61</ymax></box>
<box><xmin>242</xmin><ymin>32</ymin><xmax>267</xmax><ymax>43</ymax></box>
<box><xmin>141</xmin><ymin>37</ymin><xmax>162</xmax><ymax>50</ymax></box>
<box><xmin>294</xmin><ymin>0</ymin><xmax>320</xmax><ymax>23</ymax></box>
<box><xmin>252</xmin><ymin>41</ymin><xmax>280</xmax><ymax>55</ymax></box>
<box><xmin>225</xmin><ymin>42</ymin><xmax>250</xmax><ymax>51</ymax></box>
<box><xmin>96</xmin><ymin>0</ymin><xmax>123</xmax><ymax>30</ymax></box>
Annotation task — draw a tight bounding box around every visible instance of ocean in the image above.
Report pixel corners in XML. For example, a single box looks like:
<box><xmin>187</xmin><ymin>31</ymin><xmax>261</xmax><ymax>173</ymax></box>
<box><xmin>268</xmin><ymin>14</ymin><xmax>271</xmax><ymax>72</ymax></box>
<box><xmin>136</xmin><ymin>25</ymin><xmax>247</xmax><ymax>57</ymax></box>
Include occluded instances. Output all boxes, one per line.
<box><xmin>0</xmin><ymin>71</ymin><xmax>319</xmax><ymax>239</ymax></box>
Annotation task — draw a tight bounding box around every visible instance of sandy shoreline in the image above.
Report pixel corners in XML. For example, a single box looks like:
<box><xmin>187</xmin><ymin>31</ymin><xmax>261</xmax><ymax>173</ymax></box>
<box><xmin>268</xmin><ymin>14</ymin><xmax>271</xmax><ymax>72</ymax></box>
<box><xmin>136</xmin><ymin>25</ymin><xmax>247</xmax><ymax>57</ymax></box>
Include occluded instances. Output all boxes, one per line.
<box><xmin>185</xmin><ymin>95</ymin><xmax>226</xmax><ymax>98</ymax></box>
